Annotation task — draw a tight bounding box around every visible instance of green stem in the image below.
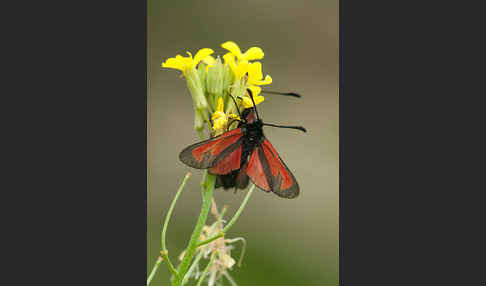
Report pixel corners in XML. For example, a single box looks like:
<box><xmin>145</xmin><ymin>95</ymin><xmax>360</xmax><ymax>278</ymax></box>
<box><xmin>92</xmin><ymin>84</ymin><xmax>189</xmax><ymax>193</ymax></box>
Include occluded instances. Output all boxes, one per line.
<box><xmin>201</xmin><ymin>110</ymin><xmax>212</xmax><ymax>130</ymax></box>
<box><xmin>148</xmin><ymin>172</ymin><xmax>191</xmax><ymax>284</ymax></box>
<box><xmin>181</xmin><ymin>251</ymin><xmax>204</xmax><ymax>286</ymax></box>
<box><xmin>196</xmin><ymin>233</ymin><xmax>223</xmax><ymax>248</ymax></box>
<box><xmin>160</xmin><ymin>251</ymin><xmax>177</xmax><ymax>278</ymax></box>
<box><xmin>171</xmin><ymin>172</ymin><xmax>216</xmax><ymax>286</ymax></box>
<box><xmin>147</xmin><ymin>256</ymin><xmax>163</xmax><ymax>285</ymax></box>
<box><xmin>197</xmin><ymin>129</ymin><xmax>204</xmax><ymax>140</ymax></box>
<box><xmin>160</xmin><ymin>172</ymin><xmax>192</xmax><ymax>277</ymax></box>
<box><xmin>223</xmin><ymin>183</ymin><xmax>255</xmax><ymax>232</ymax></box>
<box><xmin>196</xmin><ymin>184</ymin><xmax>255</xmax><ymax>248</ymax></box>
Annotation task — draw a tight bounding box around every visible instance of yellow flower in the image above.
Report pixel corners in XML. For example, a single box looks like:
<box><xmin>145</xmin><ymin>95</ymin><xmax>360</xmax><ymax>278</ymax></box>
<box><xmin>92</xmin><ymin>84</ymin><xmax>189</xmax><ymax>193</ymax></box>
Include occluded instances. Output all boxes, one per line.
<box><xmin>224</xmin><ymin>56</ymin><xmax>271</xmax><ymax>87</ymax></box>
<box><xmin>202</xmin><ymin>55</ymin><xmax>216</xmax><ymax>71</ymax></box>
<box><xmin>241</xmin><ymin>87</ymin><xmax>265</xmax><ymax>108</ymax></box>
<box><xmin>247</xmin><ymin>85</ymin><xmax>261</xmax><ymax>97</ymax></box>
<box><xmin>221</xmin><ymin>41</ymin><xmax>264</xmax><ymax>62</ymax></box>
<box><xmin>211</xmin><ymin>97</ymin><xmax>240</xmax><ymax>132</ymax></box>
<box><xmin>202</xmin><ymin>55</ymin><xmax>216</xmax><ymax>66</ymax></box>
<box><xmin>161</xmin><ymin>48</ymin><xmax>214</xmax><ymax>74</ymax></box>
<box><xmin>247</xmin><ymin>62</ymin><xmax>272</xmax><ymax>86</ymax></box>
<box><xmin>223</xmin><ymin>53</ymin><xmax>248</xmax><ymax>80</ymax></box>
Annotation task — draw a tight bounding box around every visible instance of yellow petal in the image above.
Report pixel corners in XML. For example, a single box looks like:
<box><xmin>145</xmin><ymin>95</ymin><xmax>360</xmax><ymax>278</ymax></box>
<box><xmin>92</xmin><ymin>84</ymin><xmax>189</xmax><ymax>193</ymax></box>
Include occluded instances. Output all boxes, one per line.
<box><xmin>228</xmin><ymin>114</ymin><xmax>241</xmax><ymax>121</ymax></box>
<box><xmin>211</xmin><ymin>110</ymin><xmax>225</xmax><ymax>124</ymax></box>
<box><xmin>193</xmin><ymin>48</ymin><xmax>214</xmax><ymax>67</ymax></box>
<box><xmin>242</xmin><ymin>47</ymin><xmax>264</xmax><ymax>61</ymax></box>
<box><xmin>202</xmin><ymin>55</ymin><xmax>216</xmax><ymax>66</ymax></box>
<box><xmin>216</xmin><ymin>97</ymin><xmax>224</xmax><ymax>113</ymax></box>
<box><xmin>212</xmin><ymin>115</ymin><xmax>228</xmax><ymax>131</ymax></box>
<box><xmin>221</xmin><ymin>41</ymin><xmax>242</xmax><ymax>58</ymax></box>
<box><xmin>242</xmin><ymin>95</ymin><xmax>264</xmax><ymax>108</ymax></box>
<box><xmin>224</xmin><ymin>53</ymin><xmax>248</xmax><ymax>79</ymax></box>
<box><xmin>254</xmin><ymin>95</ymin><xmax>265</xmax><ymax>105</ymax></box>
<box><xmin>223</xmin><ymin>53</ymin><xmax>237</xmax><ymax>73</ymax></box>
<box><xmin>252</xmin><ymin>75</ymin><xmax>272</xmax><ymax>85</ymax></box>
<box><xmin>248</xmin><ymin>85</ymin><xmax>262</xmax><ymax>96</ymax></box>
<box><xmin>161</xmin><ymin>55</ymin><xmax>186</xmax><ymax>71</ymax></box>
<box><xmin>236</xmin><ymin>60</ymin><xmax>249</xmax><ymax>79</ymax></box>
<box><xmin>247</xmin><ymin>62</ymin><xmax>263</xmax><ymax>81</ymax></box>
<box><xmin>223</xmin><ymin>53</ymin><xmax>233</xmax><ymax>65</ymax></box>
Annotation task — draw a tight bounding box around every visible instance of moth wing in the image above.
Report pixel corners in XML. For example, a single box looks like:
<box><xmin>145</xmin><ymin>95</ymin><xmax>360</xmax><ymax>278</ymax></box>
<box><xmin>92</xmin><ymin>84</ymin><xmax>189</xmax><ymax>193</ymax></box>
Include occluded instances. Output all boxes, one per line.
<box><xmin>179</xmin><ymin>128</ymin><xmax>243</xmax><ymax>170</ymax></box>
<box><xmin>235</xmin><ymin>162</ymin><xmax>250</xmax><ymax>189</ymax></box>
<box><xmin>246</xmin><ymin>138</ymin><xmax>300</xmax><ymax>198</ymax></box>
<box><xmin>208</xmin><ymin>143</ymin><xmax>243</xmax><ymax>175</ymax></box>
<box><xmin>215</xmin><ymin>164</ymin><xmax>250</xmax><ymax>190</ymax></box>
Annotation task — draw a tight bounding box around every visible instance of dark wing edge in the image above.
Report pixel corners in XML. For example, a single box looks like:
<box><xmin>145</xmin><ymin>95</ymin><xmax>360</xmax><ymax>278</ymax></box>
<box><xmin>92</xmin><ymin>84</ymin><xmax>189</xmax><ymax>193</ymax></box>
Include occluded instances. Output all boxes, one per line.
<box><xmin>257</xmin><ymin>138</ymin><xmax>300</xmax><ymax>198</ymax></box>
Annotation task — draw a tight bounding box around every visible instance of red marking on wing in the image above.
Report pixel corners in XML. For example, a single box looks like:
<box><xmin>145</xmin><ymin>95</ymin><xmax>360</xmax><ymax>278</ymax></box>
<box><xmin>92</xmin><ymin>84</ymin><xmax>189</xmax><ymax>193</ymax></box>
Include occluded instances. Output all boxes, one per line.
<box><xmin>192</xmin><ymin>140</ymin><xmax>219</xmax><ymax>162</ymax></box>
<box><xmin>246</xmin><ymin>149</ymin><xmax>270</xmax><ymax>191</ymax></box>
<box><xmin>211</xmin><ymin>134</ymin><xmax>240</xmax><ymax>156</ymax></box>
<box><xmin>262</xmin><ymin>139</ymin><xmax>293</xmax><ymax>190</ymax></box>
<box><xmin>209</xmin><ymin>146</ymin><xmax>242</xmax><ymax>175</ymax></box>
<box><xmin>191</xmin><ymin>129</ymin><xmax>242</xmax><ymax>162</ymax></box>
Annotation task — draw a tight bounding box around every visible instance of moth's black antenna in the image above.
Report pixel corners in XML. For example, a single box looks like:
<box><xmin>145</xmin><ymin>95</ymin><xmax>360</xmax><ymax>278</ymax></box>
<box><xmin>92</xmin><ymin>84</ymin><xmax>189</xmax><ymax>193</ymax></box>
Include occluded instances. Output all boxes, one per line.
<box><xmin>246</xmin><ymin>88</ymin><xmax>261</xmax><ymax>120</ymax></box>
<box><xmin>262</xmin><ymin>123</ymin><xmax>307</xmax><ymax>133</ymax></box>
<box><xmin>261</xmin><ymin>90</ymin><xmax>301</xmax><ymax>98</ymax></box>
<box><xmin>226</xmin><ymin>118</ymin><xmax>240</xmax><ymax>131</ymax></box>
<box><xmin>228</xmin><ymin>94</ymin><xmax>243</xmax><ymax>120</ymax></box>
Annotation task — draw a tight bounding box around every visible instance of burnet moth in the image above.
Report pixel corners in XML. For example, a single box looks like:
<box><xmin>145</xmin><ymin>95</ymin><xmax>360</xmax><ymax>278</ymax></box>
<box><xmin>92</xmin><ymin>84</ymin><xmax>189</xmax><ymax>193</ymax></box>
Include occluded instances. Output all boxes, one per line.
<box><xmin>179</xmin><ymin>89</ymin><xmax>306</xmax><ymax>199</ymax></box>
<box><xmin>215</xmin><ymin>90</ymin><xmax>301</xmax><ymax>191</ymax></box>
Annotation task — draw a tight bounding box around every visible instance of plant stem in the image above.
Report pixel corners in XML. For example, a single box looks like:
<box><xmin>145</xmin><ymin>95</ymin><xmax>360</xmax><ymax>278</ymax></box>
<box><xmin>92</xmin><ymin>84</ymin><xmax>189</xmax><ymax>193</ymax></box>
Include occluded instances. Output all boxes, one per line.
<box><xmin>222</xmin><ymin>183</ymin><xmax>255</xmax><ymax>233</ymax></box>
<box><xmin>201</xmin><ymin>111</ymin><xmax>212</xmax><ymax>130</ymax></box>
<box><xmin>197</xmin><ymin>129</ymin><xmax>204</xmax><ymax>140</ymax></box>
<box><xmin>181</xmin><ymin>251</ymin><xmax>204</xmax><ymax>286</ymax></box>
<box><xmin>162</xmin><ymin>172</ymin><xmax>192</xmax><ymax>252</ymax></box>
<box><xmin>196</xmin><ymin>184</ymin><xmax>255</xmax><ymax>248</ymax></box>
<box><xmin>171</xmin><ymin>172</ymin><xmax>216</xmax><ymax>286</ymax></box>
<box><xmin>196</xmin><ymin>233</ymin><xmax>224</xmax><ymax>248</ymax></box>
<box><xmin>160</xmin><ymin>251</ymin><xmax>178</xmax><ymax>278</ymax></box>
<box><xmin>148</xmin><ymin>172</ymin><xmax>191</xmax><ymax>285</ymax></box>
<box><xmin>147</xmin><ymin>256</ymin><xmax>163</xmax><ymax>285</ymax></box>
<box><xmin>160</xmin><ymin>172</ymin><xmax>192</xmax><ymax>277</ymax></box>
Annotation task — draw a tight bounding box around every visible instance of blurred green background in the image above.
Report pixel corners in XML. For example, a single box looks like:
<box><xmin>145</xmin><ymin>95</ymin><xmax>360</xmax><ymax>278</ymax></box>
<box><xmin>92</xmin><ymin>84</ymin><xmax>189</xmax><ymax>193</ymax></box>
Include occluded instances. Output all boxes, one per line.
<box><xmin>148</xmin><ymin>0</ymin><xmax>338</xmax><ymax>285</ymax></box>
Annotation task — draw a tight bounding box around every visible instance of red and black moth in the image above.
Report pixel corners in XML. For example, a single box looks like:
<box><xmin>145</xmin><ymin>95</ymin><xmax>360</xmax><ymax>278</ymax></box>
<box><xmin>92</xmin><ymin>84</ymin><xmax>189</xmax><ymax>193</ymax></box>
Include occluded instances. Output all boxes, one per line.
<box><xmin>179</xmin><ymin>89</ymin><xmax>306</xmax><ymax>199</ymax></box>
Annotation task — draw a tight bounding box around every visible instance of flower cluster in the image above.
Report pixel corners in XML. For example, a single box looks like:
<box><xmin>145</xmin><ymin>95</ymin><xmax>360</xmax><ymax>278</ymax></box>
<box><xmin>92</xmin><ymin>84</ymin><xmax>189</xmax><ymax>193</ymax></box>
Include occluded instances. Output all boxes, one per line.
<box><xmin>162</xmin><ymin>41</ymin><xmax>272</xmax><ymax>136</ymax></box>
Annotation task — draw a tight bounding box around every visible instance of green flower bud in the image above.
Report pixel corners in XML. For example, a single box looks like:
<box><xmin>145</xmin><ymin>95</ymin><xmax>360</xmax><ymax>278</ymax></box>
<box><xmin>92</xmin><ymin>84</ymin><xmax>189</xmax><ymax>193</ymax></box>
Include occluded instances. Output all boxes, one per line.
<box><xmin>193</xmin><ymin>107</ymin><xmax>204</xmax><ymax>132</ymax></box>
<box><xmin>185</xmin><ymin>69</ymin><xmax>208</xmax><ymax>111</ymax></box>
<box><xmin>197</xmin><ymin>63</ymin><xmax>208</xmax><ymax>95</ymax></box>
<box><xmin>206</xmin><ymin>57</ymin><xmax>224</xmax><ymax>101</ymax></box>
<box><xmin>222</xmin><ymin>62</ymin><xmax>235</xmax><ymax>96</ymax></box>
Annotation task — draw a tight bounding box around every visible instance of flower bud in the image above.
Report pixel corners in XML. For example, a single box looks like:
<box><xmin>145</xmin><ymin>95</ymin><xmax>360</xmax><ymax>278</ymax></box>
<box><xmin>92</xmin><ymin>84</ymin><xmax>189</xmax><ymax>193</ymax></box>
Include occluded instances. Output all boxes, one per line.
<box><xmin>185</xmin><ymin>69</ymin><xmax>208</xmax><ymax>111</ymax></box>
<box><xmin>222</xmin><ymin>62</ymin><xmax>235</xmax><ymax>95</ymax></box>
<box><xmin>193</xmin><ymin>108</ymin><xmax>204</xmax><ymax>132</ymax></box>
<box><xmin>206</xmin><ymin>57</ymin><xmax>224</xmax><ymax>99</ymax></box>
<box><xmin>197</xmin><ymin>63</ymin><xmax>208</xmax><ymax>95</ymax></box>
